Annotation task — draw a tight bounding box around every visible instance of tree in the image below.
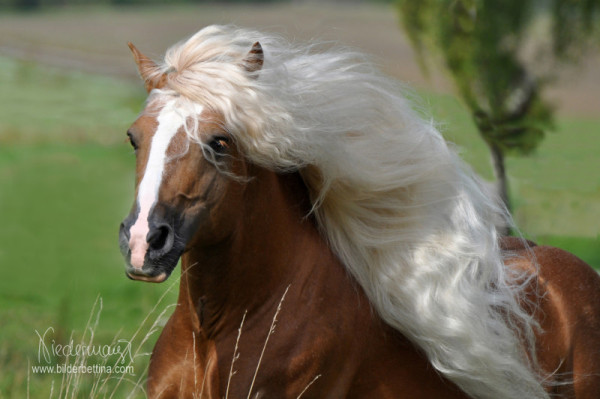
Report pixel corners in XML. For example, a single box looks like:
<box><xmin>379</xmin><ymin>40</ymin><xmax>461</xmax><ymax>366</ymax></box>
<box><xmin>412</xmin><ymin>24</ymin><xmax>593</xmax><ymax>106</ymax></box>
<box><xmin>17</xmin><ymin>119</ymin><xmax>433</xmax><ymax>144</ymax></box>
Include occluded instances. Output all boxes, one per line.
<box><xmin>396</xmin><ymin>0</ymin><xmax>599</xmax><ymax>223</ymax></box>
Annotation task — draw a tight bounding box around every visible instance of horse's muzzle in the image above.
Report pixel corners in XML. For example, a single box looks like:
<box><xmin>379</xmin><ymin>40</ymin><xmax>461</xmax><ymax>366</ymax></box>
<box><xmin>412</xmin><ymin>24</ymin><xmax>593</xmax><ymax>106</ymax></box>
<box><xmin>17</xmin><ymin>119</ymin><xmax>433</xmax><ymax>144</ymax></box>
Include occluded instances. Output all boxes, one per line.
<box><xmin>119</xmin><ymin>212</ymin><xmax>183</xmax><ymax>283</ymax></box>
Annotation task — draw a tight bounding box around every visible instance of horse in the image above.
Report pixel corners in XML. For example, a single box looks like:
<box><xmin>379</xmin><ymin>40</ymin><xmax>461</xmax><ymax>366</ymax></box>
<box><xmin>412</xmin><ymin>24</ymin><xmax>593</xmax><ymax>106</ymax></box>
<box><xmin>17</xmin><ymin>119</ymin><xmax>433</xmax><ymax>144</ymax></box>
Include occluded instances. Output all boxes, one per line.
<box><xmin>118</xmin><ymin>26</ymin><xmax>600</xmax><ymax>399</ymax></box>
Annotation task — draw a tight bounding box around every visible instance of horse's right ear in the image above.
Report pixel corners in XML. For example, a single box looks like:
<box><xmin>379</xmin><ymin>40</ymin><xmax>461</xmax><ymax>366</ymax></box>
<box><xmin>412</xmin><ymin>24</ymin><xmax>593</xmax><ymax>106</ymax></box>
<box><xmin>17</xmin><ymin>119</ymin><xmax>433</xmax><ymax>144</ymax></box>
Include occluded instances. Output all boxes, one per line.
<box><xmin>128</xmin><ymin>42</ymin><xmax>168</xmax><ymax>93</ymax></box>
<box><xmin>242</xmin><ymin>42</ymin><xmax>264</xmax><ymax>77</ymax></box>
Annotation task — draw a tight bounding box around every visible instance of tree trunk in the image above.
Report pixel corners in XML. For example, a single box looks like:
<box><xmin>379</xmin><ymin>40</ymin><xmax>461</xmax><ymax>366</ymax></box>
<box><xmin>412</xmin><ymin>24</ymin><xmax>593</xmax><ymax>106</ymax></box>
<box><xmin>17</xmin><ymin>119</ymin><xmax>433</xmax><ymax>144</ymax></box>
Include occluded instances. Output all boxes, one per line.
<box><xmin>489</xmin><ymin>143</ymin><xmax>511</xmax><ymax>236</ymax></box>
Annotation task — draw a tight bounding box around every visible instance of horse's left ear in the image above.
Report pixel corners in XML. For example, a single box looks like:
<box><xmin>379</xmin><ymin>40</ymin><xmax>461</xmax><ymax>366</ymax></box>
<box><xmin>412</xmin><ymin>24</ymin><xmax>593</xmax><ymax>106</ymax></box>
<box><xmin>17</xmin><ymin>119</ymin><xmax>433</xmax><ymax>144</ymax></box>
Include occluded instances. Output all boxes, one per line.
<box><xmin>128</xmin><ymin>42</ymin><xmax>168</xmax><ymax>93</ymax></box>
<box><xmin>242</xmin><ymin>42</ymin><xmax>263</xmax><ymax>77</ymax></box>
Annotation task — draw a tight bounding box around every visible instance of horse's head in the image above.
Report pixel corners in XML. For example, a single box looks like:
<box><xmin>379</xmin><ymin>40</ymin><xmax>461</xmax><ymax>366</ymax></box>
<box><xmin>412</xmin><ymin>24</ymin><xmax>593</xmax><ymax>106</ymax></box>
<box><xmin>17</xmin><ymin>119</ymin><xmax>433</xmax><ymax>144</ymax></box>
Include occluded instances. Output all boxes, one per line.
<box><xmin>118</xmin><ymin>42</ymin><xmax>263</xmax><ymax>282</ymax></box>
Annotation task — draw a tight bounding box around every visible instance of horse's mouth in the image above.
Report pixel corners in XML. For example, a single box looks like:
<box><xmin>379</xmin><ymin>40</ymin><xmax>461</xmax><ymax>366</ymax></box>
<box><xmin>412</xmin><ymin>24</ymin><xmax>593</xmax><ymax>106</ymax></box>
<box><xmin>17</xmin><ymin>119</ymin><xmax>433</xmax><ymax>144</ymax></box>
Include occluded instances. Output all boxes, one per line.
<box><xmin>120</xmin><ymin>230</ymin><xmax>184</xmax><ymax>284</ymax></box>
<box><xmin>126</xmin><ymin>268</ymin><xmax>169</xmax><ymax>283</ymax></box>
<box><xmin>121</xmin><ymin>243</ymin><xmax>183</xmax><ymax>283</ymax></box>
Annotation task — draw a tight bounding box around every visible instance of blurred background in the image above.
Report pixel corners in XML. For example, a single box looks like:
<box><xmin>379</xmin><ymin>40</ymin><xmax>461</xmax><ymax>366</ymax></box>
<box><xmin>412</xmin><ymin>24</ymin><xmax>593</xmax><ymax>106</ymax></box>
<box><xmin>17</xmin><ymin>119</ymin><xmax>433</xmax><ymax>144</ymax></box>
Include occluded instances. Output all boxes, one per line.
<box><xmin>0</xmin><ymin>0</ymin><xmax>598</xmax><ymax>397</ymax></box>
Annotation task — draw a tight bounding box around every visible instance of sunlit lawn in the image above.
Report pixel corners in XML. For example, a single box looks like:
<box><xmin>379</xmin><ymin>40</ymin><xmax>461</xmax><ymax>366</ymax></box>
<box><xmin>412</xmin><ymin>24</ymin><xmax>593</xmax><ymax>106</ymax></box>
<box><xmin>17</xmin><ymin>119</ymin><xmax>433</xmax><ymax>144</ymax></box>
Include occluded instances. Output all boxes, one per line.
<box><xmin>0</xmin><ymin>57</ymin><xmax>176</xmax><ymax>397</ymax></box>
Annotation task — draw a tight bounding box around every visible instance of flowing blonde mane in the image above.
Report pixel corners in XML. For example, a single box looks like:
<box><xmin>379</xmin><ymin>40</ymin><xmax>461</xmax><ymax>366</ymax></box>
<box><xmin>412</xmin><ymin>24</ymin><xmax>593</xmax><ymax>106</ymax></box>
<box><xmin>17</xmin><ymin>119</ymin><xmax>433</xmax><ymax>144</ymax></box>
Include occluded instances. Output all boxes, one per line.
<box><xmin>146</xmin><ymin>25</ymin><xmax>548</xmax><ymax>399</ymax></box>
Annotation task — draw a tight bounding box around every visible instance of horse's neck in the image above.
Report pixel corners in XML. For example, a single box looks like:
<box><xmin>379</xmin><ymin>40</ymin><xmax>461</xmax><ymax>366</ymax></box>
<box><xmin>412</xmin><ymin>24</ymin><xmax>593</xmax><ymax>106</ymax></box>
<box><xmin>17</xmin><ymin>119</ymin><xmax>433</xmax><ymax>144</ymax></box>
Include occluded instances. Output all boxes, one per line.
<box><xmin>179</xmin><ymin>169</ymin><xmax>325</xmax><ymax>337</ymax></box>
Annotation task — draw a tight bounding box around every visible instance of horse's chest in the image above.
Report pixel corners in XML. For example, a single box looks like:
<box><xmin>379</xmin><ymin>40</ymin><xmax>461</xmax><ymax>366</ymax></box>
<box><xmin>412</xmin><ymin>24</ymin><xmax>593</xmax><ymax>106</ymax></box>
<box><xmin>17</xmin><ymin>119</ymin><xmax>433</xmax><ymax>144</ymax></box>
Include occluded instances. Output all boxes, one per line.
<box><xmin>148</xmin><ymin>316</ymin><xmax>353</xmax><ymax>398</ymax></box>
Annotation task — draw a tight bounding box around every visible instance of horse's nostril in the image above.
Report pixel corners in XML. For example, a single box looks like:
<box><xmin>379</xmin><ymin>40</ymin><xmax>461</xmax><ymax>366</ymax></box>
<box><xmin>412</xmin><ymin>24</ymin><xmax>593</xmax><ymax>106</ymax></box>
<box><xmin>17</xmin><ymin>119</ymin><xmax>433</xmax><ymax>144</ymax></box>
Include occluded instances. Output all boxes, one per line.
<box><xmin>119</xmin><ymin>222</ymin><xmax>130</xmax><ymax>240</ymax></box>
<box><xmin>148</xmin><ymin>225</ymin><xmax>171</xmax><ymax>252</ymax></box>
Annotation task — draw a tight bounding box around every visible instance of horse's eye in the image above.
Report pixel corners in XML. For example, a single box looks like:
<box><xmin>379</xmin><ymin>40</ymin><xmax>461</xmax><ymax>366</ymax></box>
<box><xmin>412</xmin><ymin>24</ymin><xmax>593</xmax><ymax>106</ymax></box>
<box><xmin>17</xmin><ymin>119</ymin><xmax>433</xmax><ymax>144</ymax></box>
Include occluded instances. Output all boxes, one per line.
<box><xmin>208</xmin><ymin>136</ymin><xmax>230</xmax><ymax>154</ymax></box>
<box><xmin>127</xmin><ymin>131</ymin><xmax>138</xmax><ymax>151</ymax></box>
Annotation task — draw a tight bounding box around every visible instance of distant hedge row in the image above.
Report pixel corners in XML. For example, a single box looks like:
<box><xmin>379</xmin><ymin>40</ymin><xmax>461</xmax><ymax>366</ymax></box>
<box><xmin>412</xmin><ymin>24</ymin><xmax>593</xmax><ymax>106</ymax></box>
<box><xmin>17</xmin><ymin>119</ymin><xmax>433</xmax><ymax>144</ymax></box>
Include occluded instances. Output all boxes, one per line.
<box><xmin>1</xmin><ymin>0</ymin><xmax>393</xmax><ymax>10</ymax></box>
<box><xmin>1</xmin><ymin>0</ymin><xmax>293</xmax><ymax>10</ymax></box>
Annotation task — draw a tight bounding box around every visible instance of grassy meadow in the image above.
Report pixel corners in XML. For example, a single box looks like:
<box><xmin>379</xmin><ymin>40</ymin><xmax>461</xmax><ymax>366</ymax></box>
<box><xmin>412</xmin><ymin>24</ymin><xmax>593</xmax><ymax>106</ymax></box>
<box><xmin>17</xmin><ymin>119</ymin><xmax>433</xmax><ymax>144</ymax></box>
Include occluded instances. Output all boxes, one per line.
<box><xmin>0</xmin><ymin>56</ymin><xmax>178</xmax><ymax>398</ymax></box>
<box><xmin>0</xmin><ymin>6</ymin><xmax>598</xmax><ymax>398</ymax></box>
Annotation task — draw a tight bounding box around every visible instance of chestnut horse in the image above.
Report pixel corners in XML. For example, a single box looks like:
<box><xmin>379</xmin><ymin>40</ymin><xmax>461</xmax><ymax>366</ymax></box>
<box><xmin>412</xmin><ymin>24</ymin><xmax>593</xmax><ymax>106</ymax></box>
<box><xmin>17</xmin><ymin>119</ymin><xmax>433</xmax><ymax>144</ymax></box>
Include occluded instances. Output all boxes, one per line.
<box><xmin>118</xmin><ymin>26</ymin><xmax>600</xmax><ymax>398</ymax></box>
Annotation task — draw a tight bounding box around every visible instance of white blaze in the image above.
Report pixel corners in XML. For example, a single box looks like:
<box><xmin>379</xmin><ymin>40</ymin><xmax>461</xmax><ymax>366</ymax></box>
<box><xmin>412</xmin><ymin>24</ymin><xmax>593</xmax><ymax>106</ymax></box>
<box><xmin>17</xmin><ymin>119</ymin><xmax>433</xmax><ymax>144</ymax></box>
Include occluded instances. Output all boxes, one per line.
<box><xmin>128</xmin><ymin>100</ymin><xmax>203</xmax><ymax>268</ymax></box>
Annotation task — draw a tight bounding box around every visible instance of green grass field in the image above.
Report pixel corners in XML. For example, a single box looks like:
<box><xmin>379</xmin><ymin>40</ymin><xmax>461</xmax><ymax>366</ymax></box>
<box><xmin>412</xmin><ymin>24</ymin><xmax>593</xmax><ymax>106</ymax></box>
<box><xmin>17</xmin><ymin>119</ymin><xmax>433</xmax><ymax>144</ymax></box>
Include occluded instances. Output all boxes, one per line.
<box><xmin>0</xmin><ymin>57</ymin><xmax>177</xmax><ymax>398</ymax></box>
<box><xmin>0</xmin><ymin>44</ymin><xmax>598</xmax><ymax>396</ymax></box>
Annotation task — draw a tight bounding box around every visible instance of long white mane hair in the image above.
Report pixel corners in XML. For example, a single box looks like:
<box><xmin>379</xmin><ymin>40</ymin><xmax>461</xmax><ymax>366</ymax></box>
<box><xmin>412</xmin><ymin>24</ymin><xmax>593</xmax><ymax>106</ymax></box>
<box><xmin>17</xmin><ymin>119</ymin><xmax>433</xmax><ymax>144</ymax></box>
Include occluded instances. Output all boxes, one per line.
<box><xmin>147</xmin><ymin>25</ymin><xmax>548</xmax><ymax>399</ymax></box>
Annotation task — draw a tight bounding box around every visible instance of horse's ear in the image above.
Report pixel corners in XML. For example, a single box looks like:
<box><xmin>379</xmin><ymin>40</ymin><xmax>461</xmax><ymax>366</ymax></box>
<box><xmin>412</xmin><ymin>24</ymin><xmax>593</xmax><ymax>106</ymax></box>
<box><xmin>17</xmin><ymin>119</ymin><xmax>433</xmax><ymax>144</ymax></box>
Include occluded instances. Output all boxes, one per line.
<box><xmin>127</xmin><ymin>42</ymin><xmax>168</xmax><ymax>93</ymax></box>
<box><xmin>242</xmin><ymin>42</ymin><xmax>263</xmax><ymax>77</ymax></box>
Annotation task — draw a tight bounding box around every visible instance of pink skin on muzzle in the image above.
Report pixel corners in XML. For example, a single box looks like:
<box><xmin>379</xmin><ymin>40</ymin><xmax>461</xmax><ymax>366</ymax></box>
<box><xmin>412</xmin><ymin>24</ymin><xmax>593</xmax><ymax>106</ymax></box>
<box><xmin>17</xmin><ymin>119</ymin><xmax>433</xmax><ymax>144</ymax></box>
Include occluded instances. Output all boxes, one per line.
<box><xmin>128</xmin><ymin>202</ymin><xmax>151</xmax><ymax>269</ymax></box>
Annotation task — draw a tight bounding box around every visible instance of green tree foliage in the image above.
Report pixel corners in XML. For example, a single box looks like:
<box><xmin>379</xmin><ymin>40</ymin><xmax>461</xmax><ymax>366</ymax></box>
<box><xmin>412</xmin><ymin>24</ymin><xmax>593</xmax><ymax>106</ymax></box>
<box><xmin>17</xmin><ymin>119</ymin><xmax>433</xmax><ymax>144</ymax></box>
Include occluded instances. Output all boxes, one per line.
<box><xmin>396</xmin><ymin>0</ymin><xmax>599</xmax><ymax>214</ymax></box>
